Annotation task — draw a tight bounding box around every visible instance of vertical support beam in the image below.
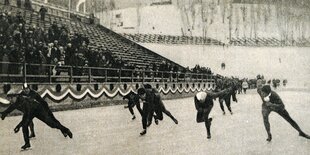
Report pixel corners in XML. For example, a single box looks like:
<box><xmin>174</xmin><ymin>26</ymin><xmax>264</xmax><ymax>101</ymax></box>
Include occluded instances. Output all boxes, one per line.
<box><xmin>105</xmin><ymin>69</ymin><xmax>107</xmax><ymax>83</ymax></box>
<box><xmin>131</xmin><ymin>70</ymin><xmax>134</xmax><ymax>83</ymax></box>
<box><xmin>70</xmin><ymin>66</ymin><xmax>73</xmax><ymax>84</ymax></box>
<box><xmin>161</xmin><ymin>71</ymin><xmax>164</xmax><ymax>83</ymax></box>
<box><xmin>49</xmin><ymin>65</ymin><xmax>52</xmax><ymax>84</ymax></box>
<box><xmin>118</xmin><ymin>68</ymin><xmax>121</xmax><ymax>82</ymax></box>
<box><xmin>23</xmin><ymin>63</ymin><xmax>27</xmax><ymax>83</ymax></box>
<box><xmin>88</xmin><ymin>68</ymin><xmax>91</xmax><ymax>83</ymax></box>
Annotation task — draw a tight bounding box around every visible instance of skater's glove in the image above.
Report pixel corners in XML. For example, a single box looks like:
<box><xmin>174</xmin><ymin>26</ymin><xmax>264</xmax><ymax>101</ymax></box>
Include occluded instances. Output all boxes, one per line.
<box><xmin>14</xmin><ymin>126</ymin><xmax>20</xmax><ymax>133</ymax></box>
<box><xmin>0</xmin><ymin>112</ymin><xmax>6</xmax><ymax>120</ymax></box>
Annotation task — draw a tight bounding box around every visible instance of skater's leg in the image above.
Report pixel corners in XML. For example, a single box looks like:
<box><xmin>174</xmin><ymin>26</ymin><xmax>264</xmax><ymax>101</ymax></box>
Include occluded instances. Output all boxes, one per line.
<box><xmin>219</xmin><ymin>99</ymin><xmax>225</xmax><ymax>114</ymax></box>
<box><xmin>36</xmin><ymin>111</ymin><xmax>72</xmax><ymax>138</ymax></box>
<box><xmin>29</xmin><ymin>121</ymin><xmax>36</xmax><ymax>138</ymax></box>
<box><xmin>21</xmin><ymin>116</ymin><xmax>34</xmax><ymax>150</ymax></box>
<box><xmin>140</xmin><ymin>107</ymin><xmax>149</xmax><ymax>135</ymax></box>
<box><xmin>161</xmin><ymin>106</ymin><xmax>178</xmax><ymax>124</ymax></box>
<box><xmin>204</xmin><ymin>117</ymin><xmax>212</xmax><ymax>139</ymax></box>
<box><xmin>22</xmin><ymin>124</ymin><xmax>31</xmax><ymax>149</ymax></box>
<box><xmin>147</xmin><ymin>108</ymin><xmax>155</xmax><ymax>127</ymax></box>
<box><xmin>262</xmin><ymin>104</ymin><xmax>272</xmax><ymax>141</ymax></box>
<box><xmin>140</xmin><ymin>102</ymin><xmax>151</xmax><ymax>135</ymax></box>
<box><xmin>277</xmin><ymin>109</ymin><xmax>310</xmax><ymax>138</ymax></box>
<box><xmin>128</xmin><ymin>106</ymin><xmax>134</xmax><ymax>115</ymax></box>
<box><xmin>204</xmin><ymin>104</ymin><xmax>213</xmax><ymax>139</ymax></box>
<box><xmin>136</xmin><ymin>102</ymin><xmax>143</xmax><ymax>117</ymax></box>
<box><xmin>152</xmin><ymin>108</ymin><xmax>162</xmax><ymax>125</ymax></box>
<box><xmin>225</xmin><ymin>97</ymin><xmax>233</xmax><ymax>114</ymax></box>
<box><xmin>128</xmin><ymin>105</ymin><xmax>136</xmax><ymax>120</ymax></box>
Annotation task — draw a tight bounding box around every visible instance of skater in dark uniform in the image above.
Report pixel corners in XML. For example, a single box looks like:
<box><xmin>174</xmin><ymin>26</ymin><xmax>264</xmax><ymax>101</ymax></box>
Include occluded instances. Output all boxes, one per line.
<box><xmin>217</xmin><ymin>78</ymin><xmax>238</xmax><ymax>115</ymax></box>
<box><xmin>137</xmin><ymin>87</ymin><xmax>155</xmax><ymax>135</ymax></box>
<box><xmin>20</xmin><ymin>83</ymin><xmax>63</xmax><ymax>131</ymax></box>
<box><xmin>1</xmin><ymin>89</ymin><xmax>73</xmax><ymax>150</ymax></box>
<box><xmin>123</xmin><ymin>91</ymin><xmax>142</xmax><ymax>120</ymax></box>
<box><xmin>147</xmin><ymin>87</ymin><xmax>178</xmax><ymax>126</ymax></box>
<box><xmin>194</xmin><ymin>87</ymin><xmax>232</xmax><ymax>139</ymax></box>
<box><xmin>137</xmin><ymin>86</ymin><xmax>178</xmax><ymax>136</ymax></box>
<box><xmin>259</xmin><ymin>85</ymin><xmax>310</xmax><ymax>141</ymax></box>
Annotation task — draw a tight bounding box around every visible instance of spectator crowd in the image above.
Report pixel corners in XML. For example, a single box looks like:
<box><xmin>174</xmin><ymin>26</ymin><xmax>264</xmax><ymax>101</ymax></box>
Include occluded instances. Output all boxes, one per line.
<box><xmin>0</xmin><ymin>9</ymin><xmax>116</xmax><ymax>78</ymax></box>
<box><xmin>0</xmin><ymin>7</ymin><xmax>214</xmax><ymax>83</ymax></box>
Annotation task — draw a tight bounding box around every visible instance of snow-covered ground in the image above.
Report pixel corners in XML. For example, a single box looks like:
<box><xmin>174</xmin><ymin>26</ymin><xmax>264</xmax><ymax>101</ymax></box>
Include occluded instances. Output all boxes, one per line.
<box><xmin>141</xmin><ymin>44</ymin><xmax>310</xmax><ymax>89</ymax></box>
<box><xmin>1</xmin><ymin>89</ymin><xmax>310</xmax><ymax>155</ymax></box>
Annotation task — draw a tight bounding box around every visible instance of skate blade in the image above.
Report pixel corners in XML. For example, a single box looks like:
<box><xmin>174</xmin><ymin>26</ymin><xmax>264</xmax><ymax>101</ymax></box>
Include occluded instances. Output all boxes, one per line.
<box><xmin>20</xmin><ymin>148</ymin><xmax>32</xmax><ymax>151</ymax></box>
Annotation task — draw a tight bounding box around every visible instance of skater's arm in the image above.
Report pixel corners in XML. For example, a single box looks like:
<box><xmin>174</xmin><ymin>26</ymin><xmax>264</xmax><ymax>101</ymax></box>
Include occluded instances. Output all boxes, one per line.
<box><xmin>265</xmin><ymin>92</ymin><xmax>284</xmax><ymax>108</ymax></box>
<box><xmin>136</xmin><ymin>99</ymin><xmax>143</xmax><ymax>116</ymax></box>
<box><xmin>265</xmin><ymin>102</ymin><xmax>284</xmax><ymax>109</ymax></box>
<box><xmin>1</xmin><ymin>98</ymin><xmax>20</xmax><ymax>120</ymax></box>
<box><xmin>30</xmin><ymin>90</ymin><xmax>45</xmax><ymax>103</ymax></box>
<box><xmin>207</xmin><ymin>88</ymin><xmax>231</xmax><ymax>99</ymax></box>
<box><xmin>123</xmin><ymin>93</ymin><xmax>130</xmax><ymax>100</ymax></box>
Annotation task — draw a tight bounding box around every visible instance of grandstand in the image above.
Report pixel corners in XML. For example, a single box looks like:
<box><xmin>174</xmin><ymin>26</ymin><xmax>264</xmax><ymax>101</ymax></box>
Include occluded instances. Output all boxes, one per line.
<box><xmin>0</xmin><ymin>1</ymin><xmax>310</xmax><ymax>154</ymax></box>
<box><xmin>0</xmin><ymin>1</ymin><xmax>218</xmax><ymax>116</ymax></box>
<box><xmin>1</xmin><ymin>1</ymin><xmax>212</xmax><ymax>84</ymax></box>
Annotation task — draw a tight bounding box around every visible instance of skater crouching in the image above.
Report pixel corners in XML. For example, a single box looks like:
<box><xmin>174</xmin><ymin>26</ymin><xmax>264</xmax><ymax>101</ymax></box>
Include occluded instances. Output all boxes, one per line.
<box><xmin>259</xmin><ymin>85</ymin><xmax>310</xmax><ymax>141</ymax></box>
<box><xmin>137</xmin><ymin>86</ymin><xmax>178</xmax><ymax>136</ymax></box>
<box><xmin>1</xmin><ymin>89</ymin><xmax>73</xmax><ymax>150</ymax></box>
<box><xmin>194</xmin><ymin>87</ymin><xmax>232</xmax><ymax>139</ymax></box>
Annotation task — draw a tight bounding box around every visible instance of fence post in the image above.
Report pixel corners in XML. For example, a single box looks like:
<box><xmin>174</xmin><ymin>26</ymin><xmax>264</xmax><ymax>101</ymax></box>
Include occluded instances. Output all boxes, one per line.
<box><xmin>196</xmin><ymin>73</ymin><xmax>198</xmax><ymax>82</ymax></box>
<box><xmin>161</xmin><ymin>71</ymin><xmax>164</xmax><ymax>83</ymax></box>
<box><xmin>49</xmin><ymin>65</ymin><xmax>52</xmax><ymax>84</ymax></box>
<box><xmin>23</xmin><ymin>63</ymin><xmax>27</xmax><ymax>83</ymax></box>
<box><xmin>119</xmin><ymin>68</ymin><xmax>121</xmax><ymax>82</ymax></box>
<box><xmin>88</xmin><ymin>68</ymin><xmax>91</xmax><ymax>83</ymax></box>
<box><xmin>131</xmin><ymin>70</ymin><xmax>134</xmax><ymax>83</ymax></box>
<box><xmin>105</xmin><ymin>69</ymin><xmax>107</xmax><ymax>83</ymax></box>
<box><xmin>70</xmin><ymin>66</ymin><xmax>73</xmax><ymax>84</ymax></box>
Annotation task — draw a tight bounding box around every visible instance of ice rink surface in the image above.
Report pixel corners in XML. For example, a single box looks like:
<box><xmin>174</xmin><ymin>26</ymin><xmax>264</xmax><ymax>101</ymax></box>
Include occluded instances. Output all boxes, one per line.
<box><xmin>1</xmin><ymin>89</ymin><xmax>310</xmax><ymax>155</ymax></box>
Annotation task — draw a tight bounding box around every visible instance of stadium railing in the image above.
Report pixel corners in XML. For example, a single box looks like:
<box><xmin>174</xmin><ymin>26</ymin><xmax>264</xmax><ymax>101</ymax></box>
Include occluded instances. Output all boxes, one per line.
<box><xmin>0</xmin><ymin>62</ymin><xmax>215</xmax><ymax>84</ymax></box>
